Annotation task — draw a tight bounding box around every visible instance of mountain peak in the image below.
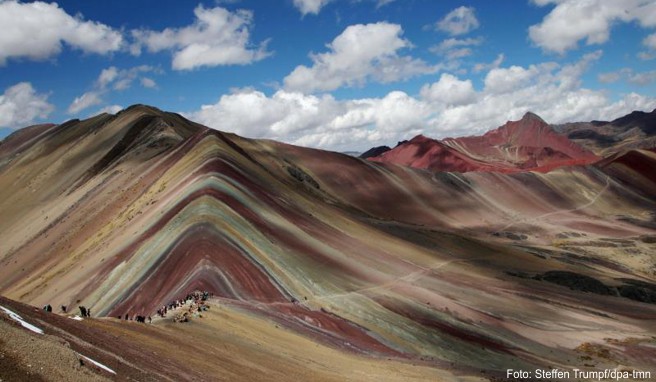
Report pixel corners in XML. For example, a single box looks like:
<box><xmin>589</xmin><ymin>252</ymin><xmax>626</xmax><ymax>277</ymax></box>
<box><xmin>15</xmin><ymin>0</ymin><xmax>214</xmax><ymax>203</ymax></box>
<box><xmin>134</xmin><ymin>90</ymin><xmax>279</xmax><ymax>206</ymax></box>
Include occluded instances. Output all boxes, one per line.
<box><xmin>118</xmin><ymin>104</ymin><xmax>165</xmax><ymax>117</ymax></box>
<box><xmin>409</xmin><ymin>134</ymin><xmax>429</xmax><ymax>142</ymax></box>
<box><xmin>520</xmin><ymin>111</ymin><xmax>546</xmax><ymax>124</ymax></box>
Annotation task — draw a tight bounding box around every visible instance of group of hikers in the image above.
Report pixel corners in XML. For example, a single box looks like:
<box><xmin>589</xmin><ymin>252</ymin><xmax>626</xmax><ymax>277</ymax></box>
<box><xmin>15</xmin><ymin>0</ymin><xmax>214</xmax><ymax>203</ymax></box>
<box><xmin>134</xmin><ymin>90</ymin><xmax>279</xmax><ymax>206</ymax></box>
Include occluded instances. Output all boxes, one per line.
<box><xmin>120</xmin><ymin>290</ymin><xmax>214</xmax><ymax>323</ymax></box>
<box><xmin>41</xmin><ymin>290</ymin><xmax>214</xmax><ymax>323</ymax></box>
<box><xmin>42</xmin><ymin>304</ymin><xmax>90</xmax><ymax>317</ymax></box>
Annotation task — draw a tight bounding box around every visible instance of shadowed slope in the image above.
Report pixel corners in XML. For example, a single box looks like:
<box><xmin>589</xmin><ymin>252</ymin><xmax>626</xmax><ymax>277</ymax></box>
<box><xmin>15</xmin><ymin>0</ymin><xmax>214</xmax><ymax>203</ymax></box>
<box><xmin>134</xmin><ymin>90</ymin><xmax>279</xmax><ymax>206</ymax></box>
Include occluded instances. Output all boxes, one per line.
<box><xmin>557</xmin><ymin>108</ymin><xmax>656</xmax><ymax>155</ymax></box>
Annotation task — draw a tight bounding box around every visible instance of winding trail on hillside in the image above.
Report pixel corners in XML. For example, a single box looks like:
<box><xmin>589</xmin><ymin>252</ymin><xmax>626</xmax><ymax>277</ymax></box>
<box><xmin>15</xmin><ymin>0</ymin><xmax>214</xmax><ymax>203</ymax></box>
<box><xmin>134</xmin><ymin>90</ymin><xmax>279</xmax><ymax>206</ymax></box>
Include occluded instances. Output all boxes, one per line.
<box><xmin>499</xmin><ymin>175</ymin><xmax>611</xmax><ymax>232</ymax></box>
<box><xmin>308</xmin><ymin>255</ymin><xmax>481</xmax><ymax>305</ymax></box>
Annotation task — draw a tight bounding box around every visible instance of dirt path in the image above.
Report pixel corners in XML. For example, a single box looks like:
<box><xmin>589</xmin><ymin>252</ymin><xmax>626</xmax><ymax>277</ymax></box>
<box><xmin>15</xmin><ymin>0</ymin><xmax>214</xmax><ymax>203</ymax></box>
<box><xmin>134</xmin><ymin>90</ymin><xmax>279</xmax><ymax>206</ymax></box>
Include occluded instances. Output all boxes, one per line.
<box><xmin>309</xmin><ymin>256</ymin><xmax>480</xmax><ymax>304</ymax></box>
<box><xmin>499</xmin><ymin>175</ymin><xmax>610</xmax><ymax>232</ymax></box>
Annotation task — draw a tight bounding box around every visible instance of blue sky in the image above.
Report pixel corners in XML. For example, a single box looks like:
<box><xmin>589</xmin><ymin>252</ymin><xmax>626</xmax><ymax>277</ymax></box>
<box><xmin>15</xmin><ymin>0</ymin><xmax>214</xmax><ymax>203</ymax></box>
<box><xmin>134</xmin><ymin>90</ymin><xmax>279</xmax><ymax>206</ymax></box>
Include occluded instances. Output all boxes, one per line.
<box><xmin>1</xmin><ymin>0</ymin><xmax>655</xmax><ymax>151</ymax></box>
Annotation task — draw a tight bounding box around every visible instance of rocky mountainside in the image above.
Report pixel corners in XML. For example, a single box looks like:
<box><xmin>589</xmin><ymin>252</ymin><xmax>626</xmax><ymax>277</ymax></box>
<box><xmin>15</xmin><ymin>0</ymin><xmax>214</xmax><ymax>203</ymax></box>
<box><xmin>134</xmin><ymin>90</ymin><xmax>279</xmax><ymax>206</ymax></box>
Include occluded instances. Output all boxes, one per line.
<box><xmin>368</xmin><ymin>112</ymin><xmax>602</xmax><ymax>173</ymax></box>
<box><xmin>555</xmin><ymin>108</ymin><xmax>656</xmax><ymax>155</ymax></box>
<box><xmin>1</xmin><ymin>105</ymin><xmax>655</xmax><ymax>380</ymax></box>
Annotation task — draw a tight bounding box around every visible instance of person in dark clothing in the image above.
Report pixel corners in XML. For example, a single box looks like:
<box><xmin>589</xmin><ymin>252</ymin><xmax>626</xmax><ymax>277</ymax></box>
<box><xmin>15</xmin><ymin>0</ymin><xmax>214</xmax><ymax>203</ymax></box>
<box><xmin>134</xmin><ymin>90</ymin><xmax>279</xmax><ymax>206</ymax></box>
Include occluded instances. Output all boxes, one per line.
<box><xmin>79</xmin><ymin>306</ymin><xmax>87</xmax><ymax>317</ymax></box>
<box><xmin>43</xmin><ymin>304</ymin><xmax>52</xmax><ymax>312</ymax></box>
<box><xmin>61</xmin><ymin>305</ymin><xmax>67</xmax><ymax>313</ymax></box>
<box><xmin>86</xmin><ymin>308</ymin><xmax>91</xmax><ymax>317</ymax></box>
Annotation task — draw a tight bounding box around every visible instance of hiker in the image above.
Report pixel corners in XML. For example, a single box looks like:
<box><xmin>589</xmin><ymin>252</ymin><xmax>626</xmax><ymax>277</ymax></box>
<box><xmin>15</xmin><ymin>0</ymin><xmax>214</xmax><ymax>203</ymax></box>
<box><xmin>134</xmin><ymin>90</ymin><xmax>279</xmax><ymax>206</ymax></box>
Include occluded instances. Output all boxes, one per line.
<box><xmin>79</xmin><ymin>306</ymin><xmax>87</xmax><ymax>317</ymax></box>
<box><xmin>43</xmin><ymin>304</ymin><xmax>52</xmax><ymax>312</ymax></box>
<box><xmin>61</xmin><ymin>305</ymin><xmax>67</xmax><ymax>313</ymax></box>
<box><xmin>86</xmin><ymin>308</ymin><xmax>91</xmax><ymax>317</ymax></box>
<box><xmin>124</xmin><ymin>314</ymin><xmax>128</xmax><ymax>320</ymax></box>
<box><xmin>148</xmin><ymin>316</ymin><xmax>152</xmax><ymax>323</ymax></box>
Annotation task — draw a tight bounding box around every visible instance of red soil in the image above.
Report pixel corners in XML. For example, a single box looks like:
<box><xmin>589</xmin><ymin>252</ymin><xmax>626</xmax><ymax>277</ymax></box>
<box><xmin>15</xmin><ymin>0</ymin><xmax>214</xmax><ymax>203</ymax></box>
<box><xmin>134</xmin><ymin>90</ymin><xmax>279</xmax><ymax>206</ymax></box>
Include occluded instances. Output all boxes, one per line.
<box><xmin>369</xmin><ymin>113</ymin><xmax>599</xmax><ymax>173</ymax></box>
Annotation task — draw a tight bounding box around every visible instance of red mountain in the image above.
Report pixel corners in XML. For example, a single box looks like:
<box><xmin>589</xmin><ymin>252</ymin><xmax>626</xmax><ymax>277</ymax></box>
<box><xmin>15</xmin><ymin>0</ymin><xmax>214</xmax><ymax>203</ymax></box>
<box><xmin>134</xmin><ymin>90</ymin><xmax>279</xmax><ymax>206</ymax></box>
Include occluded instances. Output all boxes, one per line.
<box><xmin>368</xmin><ymin>134</ymin><xmax>501</xmax><ymax>172</ymax></box>
<box><xmin>369</xmin><ymin>112</ymin><xmax>599</xmax><ymax>173</ymax></box>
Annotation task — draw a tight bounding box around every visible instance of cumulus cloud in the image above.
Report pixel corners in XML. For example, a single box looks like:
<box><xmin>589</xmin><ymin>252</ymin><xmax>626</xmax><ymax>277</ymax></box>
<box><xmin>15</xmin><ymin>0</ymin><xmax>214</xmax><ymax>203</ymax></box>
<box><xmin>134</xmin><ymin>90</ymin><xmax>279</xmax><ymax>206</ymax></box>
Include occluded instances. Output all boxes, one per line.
<box><xmin>484</xmin><ymin>65</ymin><xmax>544</xmax><ymax>94</ymax></box>
<box><xmin>284</xmin><ymin>22</ymin><xmax>437</xmax><ymax>93</ymax></box>
<box><xmin>0</xmin><ymin>82</ymin><xmax>54</xmax><ymax>128</ymax></box>
<box><xmin>187</xmin><ymin>51</ymin><xmax>656</xmax><ymax>152</ymax></box>
<box><xmin>529</xmin><ymin>0</ymin><xmax>656</xmax><ymax>54</ymax></box>
<box><xmin>187</xmin><ymin>88</ymin><xmax>428</xmax><ymax>149</ymax></box>
<box><xmin>0</xmin><ymin>0</ymin><xmax>122</xmax><ymax>65</ymax></box>
<box><xmin>435</xmin><ymin>6</ymin><xmax>480</xmax><ymax>36</ymax></box>
<box><xmin>420</xmin><ymin>74</ymin><xmax>476</xmax><ymax>106</ymax></box>
<box><xmin>132</xmin><ymin>5</ymin><xmax>271</xmax><ymax>70</ymax></box>
<box><xmin>293</xmin><ymin>0</ymin><xmax>331</xmax><ymax>15</ymax></box>
<box><xmin>67</xmin><ymin>66</ymin><xmax>159</xmax><ymax>115</ymax></box>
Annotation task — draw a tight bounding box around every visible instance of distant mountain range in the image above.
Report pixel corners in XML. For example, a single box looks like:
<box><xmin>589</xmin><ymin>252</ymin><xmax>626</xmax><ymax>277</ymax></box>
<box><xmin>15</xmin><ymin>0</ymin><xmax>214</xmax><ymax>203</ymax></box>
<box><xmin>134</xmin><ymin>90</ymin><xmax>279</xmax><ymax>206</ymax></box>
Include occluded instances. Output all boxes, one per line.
<box><xmin>362</xmin><ymin>109</ymin><xmax>656</xmax><ymax>174</ymax></box>
<box><xmin>555</xmin><ymin>109</ymin><xmax>656</xmax><ymax>155</ymax></box>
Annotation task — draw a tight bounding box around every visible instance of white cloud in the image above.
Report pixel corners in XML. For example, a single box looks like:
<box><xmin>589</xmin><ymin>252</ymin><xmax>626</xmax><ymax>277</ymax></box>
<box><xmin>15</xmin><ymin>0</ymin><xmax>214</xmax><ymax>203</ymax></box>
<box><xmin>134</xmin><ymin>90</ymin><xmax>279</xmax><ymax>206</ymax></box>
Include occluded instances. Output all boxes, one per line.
<box><xmin>433</xmin><ymin>37</ymin><xmax>483</xmax><ymax>52</ymax></box>
<box><xmin>283</xmin><ymin>22</ymin><xmax>437</xmax><ymax>93</ymax></box>
<box><xmin>0</xmin><ymin>0</ymin><xmax>122</xmax><ymax>65</ymax></box>
<box><xmin>473</xmin><ymin>53</ymin><xmax>505</xmax><ymax>73</ymax></box>
<box><xmin>67</xmin><ymin>66</ymin><xmax>159</xmax><ymax>115</ymax></box>
<box><xmin>628</xmin><ymin>70</ymin><xmax>656</xmax><ymax>85</ymax></box>
<box><xmin>644</xmin><ymin>33</ymin><xmax>656</xmax><ymax>49</ymax></box>
<box><xmin>0</xmin><ymin>82</ymin><xmax>54</xmax><ymax>128</ymax></box>
<box><xmin>132</xmin><ymin>5</ymin><xmax>271</xmax><ymax>70</ymax></box>
<box><xmin>187</xmin><ymin>51</ymin><xmax>656</xmax><ymax>152</ymax></box>
<box><xmin>104</xmin><ymin>65</ymin><xmax>157</xmax><ymax>90</ymax></box>
<box><xmin>140</xmin><ymin>77</ymin><xmax>157</xmax><ymax>88</ymax></box>
<box><xmin>68</xmin><ymin>91</ymin><xmax>103</xmax><ymax>115</ymax></box>
<box><xmin>600</xmin><ymin>67</ymin><xmax>656</xmax><ymax>85</ymax></box>
<box><xmin>435</xmin><ymin>6</ymin><xmax>480</xmax><ymax>36</ymax></box>
<box><xmin>529</xmin><ymin>0</ymin><xmax>656</xmax><ymax>54</ymax></box>
<box><xmin>420</xmin><ymin>73</ymin><xmax>476</xmax><ymax>106</ymax></box>
<box><xmin>293</xmin><ymin>0</ymin><xmax>331</xmax><ymax>15</ymax></box>
<box><xmin>294</xmin><ymin>0</ymin><xmax>393</xmax><ymax>15</ymax></box>
<box><xmin>376</xmin><ymin>0</ymin><xmax>396</xmax><ymax>7</ymax></box>
<box><xmin>188</xmin><ymin>89</ymin><xmax>339</xmax><ymax>139</ymax></box>
<box><xmin>484</xmin><ymin>65</ymin><xmax>542</xmax><ymax>94</ymax></box>
<box><xmin>95</xmin><ymin>104</ymin><xmax>123</xmax><ymax>115</ymax></box>
<box><xmin>98</xmin><ymin>67</ymin><xmax>119</xmax><ymax>89</ymax></box>
<box><xmin>187</xmin><ymin>88</ymin><xmax>429</xmax><ymax>150</ymax></box>
<box><xmin>638</xmin><ymin>31</ymin><xmax>656</xmax><ymax>59</ymax></box>
<box><xmin>598</xmin><ymin>71</ymin><xmax>621</xmax><ymax>83</ymax></box>
<box><xmin>445</xmin><ymin>48</ymin><xmax>473</xmax><ymax>60</ymax></box>
<box><xmin>430</xmin><ymin>37</ymin><xmax>482</xmax><ymax>61</ymax></box>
